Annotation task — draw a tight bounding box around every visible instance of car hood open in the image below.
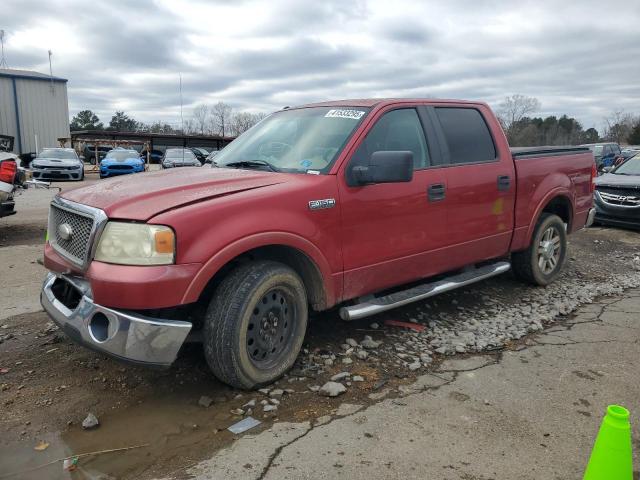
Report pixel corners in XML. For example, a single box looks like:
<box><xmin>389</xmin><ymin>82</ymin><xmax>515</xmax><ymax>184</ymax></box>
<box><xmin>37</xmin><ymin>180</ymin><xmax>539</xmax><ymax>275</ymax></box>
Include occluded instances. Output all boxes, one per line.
<box><xmin>61</xmin><ymin>167</ymin><xmax>286</xmax><ymax>220</ymax></box>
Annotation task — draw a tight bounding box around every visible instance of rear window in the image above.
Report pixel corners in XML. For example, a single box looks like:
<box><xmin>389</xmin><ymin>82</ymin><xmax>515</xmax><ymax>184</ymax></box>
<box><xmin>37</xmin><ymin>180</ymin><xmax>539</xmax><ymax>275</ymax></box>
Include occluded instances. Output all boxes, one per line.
<box><xmin>435</xmin><ymin>108</ymin><xmax>496</xmax><ymax>164</ymax></box>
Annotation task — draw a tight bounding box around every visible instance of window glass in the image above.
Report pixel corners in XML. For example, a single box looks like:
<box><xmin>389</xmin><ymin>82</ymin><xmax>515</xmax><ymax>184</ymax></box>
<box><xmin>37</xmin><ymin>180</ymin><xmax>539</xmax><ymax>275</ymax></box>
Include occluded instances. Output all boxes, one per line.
<box><xmin>435</xmin><ymin>108</ymin><xmax>496</xmax><ymax>164</ymax></box>
<box><xmin>350</xmin><ymin>109</ymin><xmax>429</xmax><ymax>174</ymax></box>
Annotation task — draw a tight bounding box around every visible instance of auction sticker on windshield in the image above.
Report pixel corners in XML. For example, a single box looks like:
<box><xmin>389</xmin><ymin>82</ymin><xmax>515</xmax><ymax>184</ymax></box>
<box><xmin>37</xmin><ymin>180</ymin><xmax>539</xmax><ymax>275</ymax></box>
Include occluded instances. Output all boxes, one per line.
<box><xmin>325</xmin><ymin>109</ymin><xmax>366</xmax><ymax>120</ymax></box>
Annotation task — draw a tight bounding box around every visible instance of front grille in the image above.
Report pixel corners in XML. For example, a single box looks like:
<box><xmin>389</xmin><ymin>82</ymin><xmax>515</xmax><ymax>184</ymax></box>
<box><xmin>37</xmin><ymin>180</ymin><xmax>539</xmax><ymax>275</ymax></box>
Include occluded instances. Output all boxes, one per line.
<box><xmin>597</xmin><ymin>186</ymin><xmax>640</xmax><ymax>198</ymax></box>
<box><xmin>50</xmin><ymin>204</ymin><xmax>95</xmax><ymax>265</ymax></box>
<box><xmin>596</xmin><ymin>186</ymin><xmax>640</xmax><ymax>207</ymax></box>
<box><xmin>108</xmin><ymin>164</ymin><xmax>133</xmax><ymax>170</ymax></box>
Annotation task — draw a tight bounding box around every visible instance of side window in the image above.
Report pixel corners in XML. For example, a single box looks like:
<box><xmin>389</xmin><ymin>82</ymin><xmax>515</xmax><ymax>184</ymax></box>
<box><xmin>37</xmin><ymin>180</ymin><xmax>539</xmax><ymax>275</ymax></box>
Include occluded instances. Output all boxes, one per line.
<box><xmin>435</xmin><ymin>107</ymin><xmax>496</xmax><ymax>164</ymax></box>
<box><xmin>350</xmin><ymin>108</ymin><xmax>430</xmax><ymax>173</ymax></box>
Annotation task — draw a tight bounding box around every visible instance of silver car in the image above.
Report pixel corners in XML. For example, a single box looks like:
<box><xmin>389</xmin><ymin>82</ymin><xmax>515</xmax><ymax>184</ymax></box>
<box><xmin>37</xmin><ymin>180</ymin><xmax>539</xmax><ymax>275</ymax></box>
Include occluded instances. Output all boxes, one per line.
<box><xmin>30</xmin><ymin>148</ymin><xmax>84</xmax><ymax>181</ymax></box>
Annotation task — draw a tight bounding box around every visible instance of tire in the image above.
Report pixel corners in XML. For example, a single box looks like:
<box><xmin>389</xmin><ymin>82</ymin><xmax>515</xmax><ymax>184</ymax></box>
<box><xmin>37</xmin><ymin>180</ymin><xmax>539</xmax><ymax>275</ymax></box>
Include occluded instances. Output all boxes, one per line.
<box><xmin>203</xmin><ymin>260</ymin><xmax>308</xmax><ymax>389</ymax></box>
<box><xmin>512</xmin><ymin>213</ymin><xmax>567</xmax><ymax>286</ymax></box>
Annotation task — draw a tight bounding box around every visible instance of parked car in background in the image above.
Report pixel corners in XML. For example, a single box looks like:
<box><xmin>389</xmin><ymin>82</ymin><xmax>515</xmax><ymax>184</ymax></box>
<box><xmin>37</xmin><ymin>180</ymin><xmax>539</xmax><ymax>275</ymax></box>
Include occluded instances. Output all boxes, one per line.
<box><xmin>41</xmin><ymin>98</ymin><xmax>595</xmax><ymax>389</ymax></box>
<box><xmin>140</xmin><ymin>149</ymin><xmax>164</xmax><ymax>164</ymax></box>
<box><xmin>99</xmin><ymin>148</ymin><xmax>145</xmax><ymax>179</ymax></box>
<box><xmin>30</xmin><ymin>148</ymin><xmax>84</xmax><ymax>181</ymax></box>
<box><xmin>594</xmin><ymin>152</ymin><xmax>640</xmax><ymax>229</ymax></box>
<box><xmin>582</xmin><ymin>142</ymin><xmax>622</xmax><ymax>170</ymax></box>
<box><xmin>203</xmin><ymin>150</ymin><xmax>219</xmax><ymax>166</ymax></box>
<box><xmin>190</xmin><ymin>147</ymin><xmax>210</xmax><ymax>165</ymax></box>
<box><xmin>161</xmin><ymin>148</ymin><xmax>201</xmax><ymax>168</ymax></box>
<box><xmin>83</xmin><ymin>145</ymin><xmax>113</xmax><ymax>164</ymax></box>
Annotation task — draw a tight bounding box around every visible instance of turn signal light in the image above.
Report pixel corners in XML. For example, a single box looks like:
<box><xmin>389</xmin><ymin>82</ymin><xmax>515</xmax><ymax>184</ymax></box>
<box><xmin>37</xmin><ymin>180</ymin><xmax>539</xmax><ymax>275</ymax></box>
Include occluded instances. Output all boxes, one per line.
<box><xmin>154</xmin><ymin>230</ymin><xmax>175</xmax><ymax>254</ymax></box>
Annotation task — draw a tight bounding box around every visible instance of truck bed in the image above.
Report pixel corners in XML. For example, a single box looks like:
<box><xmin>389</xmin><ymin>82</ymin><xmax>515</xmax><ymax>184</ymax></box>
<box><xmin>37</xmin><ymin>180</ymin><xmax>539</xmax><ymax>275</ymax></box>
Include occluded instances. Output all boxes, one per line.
<box><xmin>510</xmin><ymin>146</ymin><xmax>595</xmax><ymax>251</ymax></box>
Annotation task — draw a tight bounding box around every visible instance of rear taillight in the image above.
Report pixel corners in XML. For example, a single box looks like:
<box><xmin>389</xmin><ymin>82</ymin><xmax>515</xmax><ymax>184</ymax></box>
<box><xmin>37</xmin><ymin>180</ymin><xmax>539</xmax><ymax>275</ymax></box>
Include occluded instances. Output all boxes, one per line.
<box><xmin>0</xmin><ymin>160</ymin><xmax>17</xmax><ymax>184</ymax></box>
<box><xmin>590</xmin><ymin>162</ymin><xmax>597</xmax><ymax>193</ymax></box>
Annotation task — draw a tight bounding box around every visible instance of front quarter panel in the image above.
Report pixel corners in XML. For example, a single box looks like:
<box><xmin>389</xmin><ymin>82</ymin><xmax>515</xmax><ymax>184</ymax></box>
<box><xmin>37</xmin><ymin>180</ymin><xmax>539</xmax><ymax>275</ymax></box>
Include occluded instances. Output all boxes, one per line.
<box><xmin>150</xmin><ymin>174</ymin><xmax>342</xmax><ymax>306</ymax></box>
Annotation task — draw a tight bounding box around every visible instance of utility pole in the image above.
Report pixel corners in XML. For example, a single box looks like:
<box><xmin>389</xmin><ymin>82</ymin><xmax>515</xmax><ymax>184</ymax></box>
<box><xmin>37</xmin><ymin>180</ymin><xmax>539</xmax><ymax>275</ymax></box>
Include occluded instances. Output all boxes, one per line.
<box><xmin>0</xmin><ymin>30</ymin><xmax>8</xmax><ymax>68</ymax></box>
<box><xmin>48</xmin><ymin>49</ymin><xmax>54</xmax><ymax>94</ymax></box>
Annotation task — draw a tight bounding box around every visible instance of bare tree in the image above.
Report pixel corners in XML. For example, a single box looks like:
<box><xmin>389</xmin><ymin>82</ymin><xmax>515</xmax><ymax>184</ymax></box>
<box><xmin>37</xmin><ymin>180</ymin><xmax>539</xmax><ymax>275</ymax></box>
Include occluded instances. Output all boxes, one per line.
<box><xmin>603</xmin><ymin>111</ymin><xmax>636</xmax><ymax>144</ymax></box>
<box><xmin>211</xmin><ymin>101</ymin><xmax>233</xmax><ymax>137</ymax></box>
<box><xmin>497</xmin><ymin>94</ymin><xmax>541</xmax><ymax>133</ymax></box>
<box><xmin>192</xmin><ymin>104</ymin><xmax>210</xmax><ymax>135</ymax></box>
<box><xmin>181</xmin><ymin>118</ymin><xmax>197</xmax><ymax>135</ymax></box>
<box><xmin>230</xmin><ymin>112</ymin><xmax>267</xmax><ymax>136</ymax></box>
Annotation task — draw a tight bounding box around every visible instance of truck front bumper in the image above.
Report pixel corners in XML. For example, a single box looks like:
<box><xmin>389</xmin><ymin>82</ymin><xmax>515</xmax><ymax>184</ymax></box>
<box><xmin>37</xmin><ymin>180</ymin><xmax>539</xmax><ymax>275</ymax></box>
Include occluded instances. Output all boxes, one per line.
<box><xmin>40</xmin><ymin>272</ymin><xmax>192</xmax><ymax>367</ymax></box>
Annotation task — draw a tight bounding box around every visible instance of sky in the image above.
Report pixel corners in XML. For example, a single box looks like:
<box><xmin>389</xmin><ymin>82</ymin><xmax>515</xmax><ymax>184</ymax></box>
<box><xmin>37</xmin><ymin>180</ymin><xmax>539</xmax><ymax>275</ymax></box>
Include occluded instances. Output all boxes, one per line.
<box><xmin>2</xmin><ymin>0</ymin><xmax>639</xmax><ymax>131</ymax></box>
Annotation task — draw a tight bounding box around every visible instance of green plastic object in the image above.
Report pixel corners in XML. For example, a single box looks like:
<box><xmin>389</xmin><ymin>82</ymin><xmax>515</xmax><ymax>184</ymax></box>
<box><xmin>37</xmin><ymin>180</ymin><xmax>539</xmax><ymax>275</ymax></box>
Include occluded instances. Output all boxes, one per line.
<box><xmin>583</xmin><ymin>405</ymin><xmax>633</xmax><ymax>480</ymax></box>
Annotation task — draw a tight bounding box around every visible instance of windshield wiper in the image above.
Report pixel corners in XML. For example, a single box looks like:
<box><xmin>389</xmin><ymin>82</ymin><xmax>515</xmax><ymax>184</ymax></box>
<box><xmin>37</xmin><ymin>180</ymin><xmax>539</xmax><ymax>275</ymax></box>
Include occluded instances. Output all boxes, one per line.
<box><xmin>224</xmin><ymin>160</ymin><xmax>279</xmax><ymax>172</ymax></box>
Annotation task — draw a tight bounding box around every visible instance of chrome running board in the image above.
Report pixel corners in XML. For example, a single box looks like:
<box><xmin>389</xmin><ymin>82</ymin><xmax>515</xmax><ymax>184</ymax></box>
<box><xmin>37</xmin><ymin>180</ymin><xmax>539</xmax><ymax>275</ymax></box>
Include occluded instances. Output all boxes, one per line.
<box><xmin>339</xmin><ymin>261</ymin><xmax>511</xmax><ymax>321</ymax></box>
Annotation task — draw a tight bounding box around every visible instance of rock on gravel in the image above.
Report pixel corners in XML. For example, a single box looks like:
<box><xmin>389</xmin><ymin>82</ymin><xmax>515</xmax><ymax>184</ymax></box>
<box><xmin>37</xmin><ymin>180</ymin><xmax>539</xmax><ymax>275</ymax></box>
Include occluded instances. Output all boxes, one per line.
<box><xmin>82</xmin><ymin>413</ymin><xmax>99</xmax><ymax>429</ymax></box>
<box><xmin>331</xmin><ymin>372</ymin><xmax>351</xmax><ymax>382</ymax></box>
<box><xmin>361</xmin><ymin>335</ymin><xmax>381</xmax><ymax>349</ymax></box>
<box><xmin>319</xmin><ymin>381</ymin><xmax>347</xmax><ymax>397</ymax></box>
<box><xmin>198</xmin><ymin>396</ymin><xmax>214</xmax><ymax>408</ymax></box>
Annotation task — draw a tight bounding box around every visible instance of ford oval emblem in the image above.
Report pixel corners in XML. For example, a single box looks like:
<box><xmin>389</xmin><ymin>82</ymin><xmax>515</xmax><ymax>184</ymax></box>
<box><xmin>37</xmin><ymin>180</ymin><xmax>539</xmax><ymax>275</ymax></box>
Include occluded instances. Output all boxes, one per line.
<box><xmin>58</xmin><ymin>223</ymin><xmax>73</xmax><ymax>241</ymax></box>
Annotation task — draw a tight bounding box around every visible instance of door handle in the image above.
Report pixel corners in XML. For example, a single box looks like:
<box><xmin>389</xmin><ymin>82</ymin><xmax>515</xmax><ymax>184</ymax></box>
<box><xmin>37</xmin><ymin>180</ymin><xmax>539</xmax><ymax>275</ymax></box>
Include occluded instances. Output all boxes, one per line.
<box><xmin>497</xmin><ymin>175</ymin><xmax>511</xmax><ymax>191</ymax></box>
<box><xmin>427</xmin><ymin>183</ymin><xmax>446</xmax><ymax>202</ymax></box>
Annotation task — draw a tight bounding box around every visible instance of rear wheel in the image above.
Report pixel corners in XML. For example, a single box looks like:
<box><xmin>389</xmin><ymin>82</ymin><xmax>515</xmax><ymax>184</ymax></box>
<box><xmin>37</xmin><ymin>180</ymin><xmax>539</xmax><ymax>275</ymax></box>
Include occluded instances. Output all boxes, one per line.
<box><xmin>512</xmin><ymin>213</ymin><xmax>567</xmax><ymax>286</ymax></box>
<box><xmin>203</xmin><ymin>261</ymin><xmax>308</xmax><ymax>389</ymax></box>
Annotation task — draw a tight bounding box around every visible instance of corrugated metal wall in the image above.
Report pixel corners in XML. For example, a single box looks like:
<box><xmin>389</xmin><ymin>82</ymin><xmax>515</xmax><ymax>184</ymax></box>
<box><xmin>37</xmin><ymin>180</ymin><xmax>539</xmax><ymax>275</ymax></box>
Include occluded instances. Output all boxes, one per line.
<box><xmin>0</xmin><ymin>77</ymin><xmax>18</xmax><ymax>149</ymax></box>
<box><xmin>15</xmin><ymin>79</ymin><xmax>70</xmax><ymax>153</ymax></box>
<box><xmin>0</xmin><ymin>77</ymin><xmax>70</xmax><ymax>154</ymax></box>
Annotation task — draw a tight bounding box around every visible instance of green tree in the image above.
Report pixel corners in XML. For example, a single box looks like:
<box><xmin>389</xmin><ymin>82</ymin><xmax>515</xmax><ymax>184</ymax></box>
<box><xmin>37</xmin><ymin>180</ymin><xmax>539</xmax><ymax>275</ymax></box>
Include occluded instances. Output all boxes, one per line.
<box><xmin>108</xmin><ymin>111</ymin><xmax>139</xmax><ymax>132</ymax></box>
<box><xmin>627</xmin><ymin>122</ymin><xmax>640</xmax><ymax>145</ymax></box>
<box><xmin>69</xmin><ymin>110</ymin><xmax>103</xmax><ymax>131</ymax></box>
<box><xmin>583</xmin><ymin>128</ymin><xmax>600</xmax><ymax>143</ymax></box>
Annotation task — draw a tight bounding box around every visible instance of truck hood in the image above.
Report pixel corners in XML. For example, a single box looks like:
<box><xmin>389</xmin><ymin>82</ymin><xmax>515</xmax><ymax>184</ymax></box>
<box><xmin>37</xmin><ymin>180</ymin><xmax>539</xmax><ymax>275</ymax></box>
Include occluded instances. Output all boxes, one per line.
<box><xmin>61</xmin><ymin>167</ymin><xmax>285</xmax><ymax>220</ymax></box>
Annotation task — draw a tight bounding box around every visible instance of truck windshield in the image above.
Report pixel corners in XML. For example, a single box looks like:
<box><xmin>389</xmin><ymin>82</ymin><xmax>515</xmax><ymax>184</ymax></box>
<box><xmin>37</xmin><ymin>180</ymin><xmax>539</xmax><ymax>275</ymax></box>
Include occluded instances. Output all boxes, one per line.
<box><xmin>214</xmin><ymin>106</ymin><xmax>370</xmax><ymax>173</ymax></box>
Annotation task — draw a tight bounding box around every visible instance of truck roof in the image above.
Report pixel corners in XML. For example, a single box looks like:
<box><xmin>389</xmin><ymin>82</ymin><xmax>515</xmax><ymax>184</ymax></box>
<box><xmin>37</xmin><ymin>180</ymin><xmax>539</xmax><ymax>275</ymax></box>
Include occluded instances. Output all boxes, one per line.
<box><xmin>289</xmin><ymin>98</ymin><xmax>486</xmax><ymax>110</ymax></box>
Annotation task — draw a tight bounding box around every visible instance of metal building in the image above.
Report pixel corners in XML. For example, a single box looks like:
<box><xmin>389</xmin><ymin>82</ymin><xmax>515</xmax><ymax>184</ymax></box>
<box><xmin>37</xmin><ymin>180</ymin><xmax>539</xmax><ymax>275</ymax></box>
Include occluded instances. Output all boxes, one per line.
<box><xmin>0</xmin><ymin>68</ymin><xmax>70</xmax><ymax>155</ymax></box>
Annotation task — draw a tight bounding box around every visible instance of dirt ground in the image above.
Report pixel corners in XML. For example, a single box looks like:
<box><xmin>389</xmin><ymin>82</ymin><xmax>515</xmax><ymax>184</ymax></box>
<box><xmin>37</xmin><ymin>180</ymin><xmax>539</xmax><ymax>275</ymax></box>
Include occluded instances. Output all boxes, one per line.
<box><xmin>1</xmin><ymin>176</ymin><xmax>639</xmax><ymax>479</ymax></box>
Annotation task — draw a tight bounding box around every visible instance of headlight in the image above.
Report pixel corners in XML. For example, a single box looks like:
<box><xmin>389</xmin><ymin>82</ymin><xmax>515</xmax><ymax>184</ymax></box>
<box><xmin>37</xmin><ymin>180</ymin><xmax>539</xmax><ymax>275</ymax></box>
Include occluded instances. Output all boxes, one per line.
<box><xmin>95</xmin><ymin>222</ymin><xmax>175</xmax><ymax>265</ymax></box>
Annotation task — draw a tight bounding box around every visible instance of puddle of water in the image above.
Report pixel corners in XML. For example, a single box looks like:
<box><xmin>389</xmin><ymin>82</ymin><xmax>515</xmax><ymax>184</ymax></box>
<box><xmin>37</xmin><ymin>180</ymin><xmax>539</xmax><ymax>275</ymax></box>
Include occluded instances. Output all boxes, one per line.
<box><xmin>0</xmin><ymin>392</ymin><xmax>253</xmax><ymax>480</ymax></box>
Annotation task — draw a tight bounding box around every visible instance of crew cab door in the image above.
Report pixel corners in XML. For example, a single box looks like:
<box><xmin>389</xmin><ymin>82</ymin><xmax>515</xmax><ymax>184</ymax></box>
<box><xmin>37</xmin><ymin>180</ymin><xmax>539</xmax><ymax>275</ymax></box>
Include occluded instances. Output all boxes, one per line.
<box><xmin>338</xmin><ymin>106</ymin><xmax>448</xmax><ymax>300</ymax></box>
<box><xmin>429</xmin><ymin>105</ymin><xmax>515</xmax><ymax>265</ymax></box>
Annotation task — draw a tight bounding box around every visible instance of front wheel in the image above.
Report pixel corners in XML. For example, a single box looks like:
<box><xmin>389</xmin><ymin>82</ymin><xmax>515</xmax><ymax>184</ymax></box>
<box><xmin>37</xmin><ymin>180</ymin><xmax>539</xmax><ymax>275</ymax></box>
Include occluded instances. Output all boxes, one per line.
<box><xmin>512</xmin><ymin>213</ymin><xmax>567</xmax><ymax>286</ymax></box>
<box><xmin>203</xmin><ymin>261</ymin><xmax>308</xmax><ymax>389</ymax></box>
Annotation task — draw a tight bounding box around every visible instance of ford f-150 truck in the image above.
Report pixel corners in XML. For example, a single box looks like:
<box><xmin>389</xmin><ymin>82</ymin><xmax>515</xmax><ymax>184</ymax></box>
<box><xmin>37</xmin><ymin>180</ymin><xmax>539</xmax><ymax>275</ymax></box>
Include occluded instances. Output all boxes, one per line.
<box><xmin>41</xmin><ymin>99</ymin><xmax>596</xmax><ymax>389</ymax></box>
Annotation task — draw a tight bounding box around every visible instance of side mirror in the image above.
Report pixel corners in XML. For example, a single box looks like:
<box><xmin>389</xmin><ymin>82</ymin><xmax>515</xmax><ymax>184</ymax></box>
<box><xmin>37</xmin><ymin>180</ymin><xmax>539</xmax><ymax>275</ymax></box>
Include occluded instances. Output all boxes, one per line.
<box><xmin>350</xmin><ymin>151</ymin><xmax>413</xmax><ymax>186</ymax></box>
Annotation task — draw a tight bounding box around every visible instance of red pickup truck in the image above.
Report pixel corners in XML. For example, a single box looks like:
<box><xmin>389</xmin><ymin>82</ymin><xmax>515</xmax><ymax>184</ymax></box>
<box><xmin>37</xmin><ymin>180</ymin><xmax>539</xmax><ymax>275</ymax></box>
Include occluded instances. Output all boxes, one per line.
<box><xmin>41</xmin><ymin>99</ymin><xmax>596</xmax><ymax>389</ymax></box>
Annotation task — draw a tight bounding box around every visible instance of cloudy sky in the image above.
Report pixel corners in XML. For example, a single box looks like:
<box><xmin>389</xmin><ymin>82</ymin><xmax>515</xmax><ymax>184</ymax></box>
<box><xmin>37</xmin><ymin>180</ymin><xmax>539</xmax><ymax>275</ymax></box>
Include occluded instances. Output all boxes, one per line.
<box><xmin>3</xmin><ymin>0</ymin><xmax>639</xmax><ymax>131</ymax></box>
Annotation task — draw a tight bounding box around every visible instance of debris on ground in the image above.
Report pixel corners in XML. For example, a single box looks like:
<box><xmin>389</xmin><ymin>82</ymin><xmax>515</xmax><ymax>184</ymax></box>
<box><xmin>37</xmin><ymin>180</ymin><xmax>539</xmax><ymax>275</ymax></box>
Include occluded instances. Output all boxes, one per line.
<box><xmin>319</xmin><ymin>381</ymin><xmax>347</xmax><ymax>397</ymax></box>
<box><xmin>198</xmin><ymin>395</ymin><xmax>214</xmax><ymax>408</ymax></box>
<box><xmin>81</xmin><ymin>413</ymin><xmax>99</xmax><ymax>429</ymax></box>
<box><xmin>384</xmin><ymin>319</ymin><xmax>426</xmax><ymax>332</ymax></box>
<box><xmin>227</xmin><ymin>416</ymin><xmax>261</xmax><ymax>434</ymax></box>
<box><xmin>33</xmin><ymin>440</ymin><xmax>50</xmax><ymax>451</ymax></box>
<box><xmin>63</xmin><ymin>457</ymin><xmax>79</xmax><ymax>471</ymax></box>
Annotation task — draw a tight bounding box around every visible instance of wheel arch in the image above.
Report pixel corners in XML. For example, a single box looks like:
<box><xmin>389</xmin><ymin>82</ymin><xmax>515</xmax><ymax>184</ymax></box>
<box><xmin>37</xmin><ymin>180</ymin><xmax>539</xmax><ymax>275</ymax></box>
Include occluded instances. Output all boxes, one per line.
<box><xmin>182</xmin><ymin>233</ymin><xmax>336</xmax><ymax>311</ymax></box>
<box><xmin>524</xmin><ymin>191</ymin><xmax>574</xmax><ymax>248</ymax></box>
